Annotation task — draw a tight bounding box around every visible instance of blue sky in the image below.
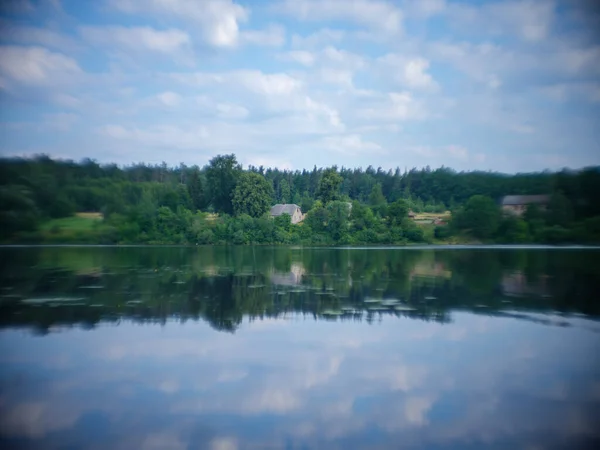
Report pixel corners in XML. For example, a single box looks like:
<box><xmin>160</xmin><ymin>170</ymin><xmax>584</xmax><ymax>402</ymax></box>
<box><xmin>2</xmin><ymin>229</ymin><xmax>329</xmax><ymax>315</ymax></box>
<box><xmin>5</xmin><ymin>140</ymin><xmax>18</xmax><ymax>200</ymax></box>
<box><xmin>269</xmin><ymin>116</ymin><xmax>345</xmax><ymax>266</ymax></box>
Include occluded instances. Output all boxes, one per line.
<box><xmin>0</xmin><ymin>0</ymin><xmax>599</xmax><ymax>172</ymax></box>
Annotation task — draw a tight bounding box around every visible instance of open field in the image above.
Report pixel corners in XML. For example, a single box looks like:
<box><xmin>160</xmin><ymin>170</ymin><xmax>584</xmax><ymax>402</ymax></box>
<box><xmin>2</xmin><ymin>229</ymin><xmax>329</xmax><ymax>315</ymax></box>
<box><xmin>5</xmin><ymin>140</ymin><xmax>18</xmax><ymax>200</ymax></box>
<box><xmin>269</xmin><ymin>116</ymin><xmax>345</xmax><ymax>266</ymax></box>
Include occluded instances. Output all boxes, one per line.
<box><xmin>75</xmin><ymin>212</ymin><xmax>103</xmax><ymax>220</ymax></box>
<box><xmin>413</xmin><ymin>211</ymin><xmax>452</xmax><ymax>221</ymax></box>
<box><xmin>413</xmin><ymin>211</ymin><xmax>452</xmax><ymax>225</ymax></box>
<box><xmin>41</xmin><ymin>213</ymin><xmax>103</xmax><ymax>232</ymax></box>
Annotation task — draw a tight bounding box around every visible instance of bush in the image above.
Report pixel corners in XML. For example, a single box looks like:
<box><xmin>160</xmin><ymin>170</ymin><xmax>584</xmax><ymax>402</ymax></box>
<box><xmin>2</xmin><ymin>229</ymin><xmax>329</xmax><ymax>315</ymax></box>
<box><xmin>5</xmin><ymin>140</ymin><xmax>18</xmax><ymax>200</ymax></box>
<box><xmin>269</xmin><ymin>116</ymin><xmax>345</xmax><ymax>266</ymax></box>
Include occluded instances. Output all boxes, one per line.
<box><xmin>542</xmin><ymin>225</ymin><xmax>572</xmax><ymax>244</ymax></box>
<box><xmin>405</xmin><ymin>227</ymin><xmax>424</xmax><ymax>242</ymax></box>
<box><xmin>434</xmin><ymin>226</ymin><xmax>452</xmax><ymax>239</ymax></box>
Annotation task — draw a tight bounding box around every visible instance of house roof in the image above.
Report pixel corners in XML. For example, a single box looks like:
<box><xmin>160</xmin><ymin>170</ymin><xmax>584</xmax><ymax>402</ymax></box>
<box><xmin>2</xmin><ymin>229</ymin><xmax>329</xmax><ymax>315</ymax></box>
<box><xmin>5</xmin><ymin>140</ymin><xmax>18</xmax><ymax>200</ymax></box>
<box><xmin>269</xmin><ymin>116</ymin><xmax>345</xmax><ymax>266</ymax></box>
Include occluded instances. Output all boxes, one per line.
<box><xmin>270</xmin><ymin>204</ymin><xmax>301</xmax><ymax>216</ymax></box>
<box><xmin>501</xmin><ymin>195</ymin><xmax>550</xmax><ymax>206</ymax></box>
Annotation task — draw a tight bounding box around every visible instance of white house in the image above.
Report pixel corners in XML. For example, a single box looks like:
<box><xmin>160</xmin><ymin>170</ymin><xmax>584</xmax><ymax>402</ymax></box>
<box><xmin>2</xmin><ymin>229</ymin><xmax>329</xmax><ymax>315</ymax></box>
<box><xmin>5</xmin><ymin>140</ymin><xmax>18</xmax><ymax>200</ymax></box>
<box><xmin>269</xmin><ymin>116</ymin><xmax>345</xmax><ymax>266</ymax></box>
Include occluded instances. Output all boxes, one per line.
<box><xmin>270</xmin><ymin>204</ymin><xmax>305</xmax><ymax>224</ymax></box>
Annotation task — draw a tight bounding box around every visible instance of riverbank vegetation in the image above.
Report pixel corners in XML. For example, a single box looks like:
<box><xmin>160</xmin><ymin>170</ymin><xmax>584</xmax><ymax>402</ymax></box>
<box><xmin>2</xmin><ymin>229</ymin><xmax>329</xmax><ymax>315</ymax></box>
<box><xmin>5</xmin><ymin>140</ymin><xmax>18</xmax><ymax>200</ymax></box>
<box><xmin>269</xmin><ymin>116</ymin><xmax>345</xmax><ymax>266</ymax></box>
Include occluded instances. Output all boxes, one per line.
<box><xmin>1</xmin><ymin>154</ymin><xmax>599</xmax><ymax>245</ymax></box>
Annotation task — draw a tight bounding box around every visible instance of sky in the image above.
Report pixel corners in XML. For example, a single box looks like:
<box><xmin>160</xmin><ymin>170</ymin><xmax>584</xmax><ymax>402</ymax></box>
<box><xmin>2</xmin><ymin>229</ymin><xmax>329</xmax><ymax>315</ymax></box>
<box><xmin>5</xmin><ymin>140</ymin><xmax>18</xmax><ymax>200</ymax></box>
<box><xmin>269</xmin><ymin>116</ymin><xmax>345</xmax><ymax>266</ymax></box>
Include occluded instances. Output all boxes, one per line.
<box><xmin>0</xmin><ymin>0</ymin><xmax>599</xmax><ymax>173</ymax></box>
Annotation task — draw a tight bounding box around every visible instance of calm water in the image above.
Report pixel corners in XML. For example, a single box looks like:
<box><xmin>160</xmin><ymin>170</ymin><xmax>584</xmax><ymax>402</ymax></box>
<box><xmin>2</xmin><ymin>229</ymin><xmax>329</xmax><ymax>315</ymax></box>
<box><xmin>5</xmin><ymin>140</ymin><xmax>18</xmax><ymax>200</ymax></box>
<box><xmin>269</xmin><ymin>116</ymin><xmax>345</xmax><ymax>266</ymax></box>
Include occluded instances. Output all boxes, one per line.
<box><xmin>1</xmin><ymin>247</ymin><xmax>599</xmax><ymax>450</ymax></box>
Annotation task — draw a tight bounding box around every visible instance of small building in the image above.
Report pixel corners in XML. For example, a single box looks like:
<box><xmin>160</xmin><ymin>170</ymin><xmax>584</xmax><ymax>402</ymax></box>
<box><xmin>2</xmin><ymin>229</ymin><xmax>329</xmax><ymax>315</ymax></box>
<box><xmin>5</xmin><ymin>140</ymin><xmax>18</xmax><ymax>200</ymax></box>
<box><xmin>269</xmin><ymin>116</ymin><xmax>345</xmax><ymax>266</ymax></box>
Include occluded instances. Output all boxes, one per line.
<box><xmin>408</xmin><ymin>210</ymin><xmax>416</xmax><ymax>218</ymax></box>
<box><xmin>270</xmin><ymin>204</ymin><xmax>305</xmax><ymax>224</ymax></box>
<box><xmin>500</xmin><ymin>195</ymin><xmax>550</xmax><ymax>216</ymax></box>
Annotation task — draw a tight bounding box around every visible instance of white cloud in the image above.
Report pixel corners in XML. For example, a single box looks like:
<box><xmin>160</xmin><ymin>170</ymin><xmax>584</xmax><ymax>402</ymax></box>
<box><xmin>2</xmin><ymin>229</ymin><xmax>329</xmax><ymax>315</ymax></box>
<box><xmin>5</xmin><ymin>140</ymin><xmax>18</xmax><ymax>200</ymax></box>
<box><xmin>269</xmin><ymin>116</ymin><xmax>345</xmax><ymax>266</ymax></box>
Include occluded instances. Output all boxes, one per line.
<box><xmin>404</xmin><ymin>0</ymin><xmax>446</xmax><ymax>17</ymax></box>
<box><xmin>0</xmin><ymin>45</ymin><xmax>81</xmax><ymax>85</ymax></box>
<box><xmin>378</xmin><ymin>54</ymin><xmax>437</xmax><ymax>90</ymax></box>
<box><xmin>359</xmin><ymin>91</ymin><xmax>425</xmax><ymax>121</ymax></box>
<box><xmin>322</xmin><ymin>46</ymin><xmax>364</xmax><ymax>70</ymax></box>
<box><xmin>406</xmin><ymin>145</ymin><xmax>479</xmax><ymax>165</ymax></box>
<box><xmin>427</xmin><ymin>37</ymin><xmax>600</xmax><ymax>90</ymax></box>
<box><xmin>489</xmin><ymin>0</ymin><xmax>555</xmax><ymax>42</ymax></box>
<box><xmin>275</xmin><ymin>0</ymin><xmax>403</xmax><ymax>34</ymax></box>
<box><xmin>100</xmin><ymin>124</ymin><xmax>209</xmax><ymax>149</ymax></box>
<box><xmin>404</xmin><ymin>396</ymin><xmax>435</xmax><ymax>425</ymax></box>
<box><xmin>0</xmin><ymin>401</ymin><xmax>79</xmax><ymax>438</ymax></box>
<box><xmin>240</xmin><ymin>24</ymin><xmax>286</xmax><ymax>47</ymax></box>
<box><xmin>320</xmin><ymin>134</ymin><xmax>385</xmax><ymax>156</ymax></box>
<box><xmin>280</xmin><ymin>50</ymin><xmax>316</xmax><ymax>66</ymax></box>
<box><xmin>209</xmin><ymin>437</ymin><xmax>238</xmax><ymax>450</ymax></box>
<box><xmin>317</xmin><ymin>68</ymin><xmax>354</xmax><ymax>86</ymax></box>
<box><xmin>447</xmin><ymin>0</ymin><xmax>556</xmax><ymax>42</ymax></box>
<box><xmin>510</xmin><ymin>123</ymin><xmax>535</xmax><ymax>134</ymax></box>
<box><xmin>110</xmin><ymin>0</ymin><xmax>248</xmax><ymax>48</ymax></box>
<box><xmin>142</xmin><ymin>433</ymin><xmax>186</xmax><ymax>450</ymax></box>
<box><xmin>52</xmin><ymin>93</ymin><xmax>82</xmax><ymax>109</ymax></box>
<box><xmin>156</xmin><ymin>91</ymin><xmax>181</xmax><ymax>107</ymax></box>
<box><xmin>291</xmin><ymin>28</ymin><xmax>345</xmax><ymax>48</ymax></box>
<box><xmin>0</xmin><ymin>22</ymin><xmax>80</xmax><ymax>52</ymax></box>
<box><xmin>42</xmin><ymin>112</ymin><xmax>78</xmax><ymax>131</ymax></box>
<box><xmin>216</xmin><ymin>102</ymin><xmax>249</xmax><ymax>119</ymax></box>
<box><xmin>169</xmin><ymin>69</ymin><xmax>343</xmax><ymax>132</ymax></box>
<box><xmin>243</xmin><ymin>155</ymin><xmax>293</xmax><ymax>170</ymax></box>
<box><xmin>536</xmin><ymin>82</ymin><xmax>600</xmax><ymax>104</ymax></box>
<box><xmin>172</xmin><ymin>70</ymin><xmax>302</xmax><ymax>96</ymax></box>
<box><xmin>79</xmin><ymin>26</ymin><xmax>191</xmax><ymax>54</ymax></box>
<box><xmin>446</xmin><ymin>145</ymin><xmax>468</xmax><ymax>160</ymax></box>
<box><xmin>280</xmin><ymin>46</ymin><xmax>364</xmax><ymax>87</ymax></box>
<box><xmin>236</xmin><ymin>71</ymin><xmax>301</xmax><ymax>95</ymax></box>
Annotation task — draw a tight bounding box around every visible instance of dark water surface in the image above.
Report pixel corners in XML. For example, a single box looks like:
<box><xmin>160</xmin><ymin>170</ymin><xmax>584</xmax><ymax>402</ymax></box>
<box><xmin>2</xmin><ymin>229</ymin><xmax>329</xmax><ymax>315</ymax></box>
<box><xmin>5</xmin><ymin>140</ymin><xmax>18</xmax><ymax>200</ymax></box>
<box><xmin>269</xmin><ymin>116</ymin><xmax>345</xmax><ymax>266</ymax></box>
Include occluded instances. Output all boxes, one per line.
<box><xmin>1</xmin><ymin>246</ymin><xmax>599</xmax><ymax>450</ymax></box>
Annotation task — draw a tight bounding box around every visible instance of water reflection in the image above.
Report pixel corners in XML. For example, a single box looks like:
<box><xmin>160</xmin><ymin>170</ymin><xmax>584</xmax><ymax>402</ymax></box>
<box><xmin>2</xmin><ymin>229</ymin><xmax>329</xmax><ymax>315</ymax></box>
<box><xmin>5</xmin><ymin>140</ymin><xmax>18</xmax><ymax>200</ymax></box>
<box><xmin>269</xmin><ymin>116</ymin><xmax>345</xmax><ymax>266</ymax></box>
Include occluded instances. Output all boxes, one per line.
<box><xmin>1</xmin><ymin>247</ymin><xmax>599</xmax><ymax>334</ymax></box>
<box><xmin>0</xmin><ymin>247</ymin><xmax>599</xmax><ymax>449</ymax></box>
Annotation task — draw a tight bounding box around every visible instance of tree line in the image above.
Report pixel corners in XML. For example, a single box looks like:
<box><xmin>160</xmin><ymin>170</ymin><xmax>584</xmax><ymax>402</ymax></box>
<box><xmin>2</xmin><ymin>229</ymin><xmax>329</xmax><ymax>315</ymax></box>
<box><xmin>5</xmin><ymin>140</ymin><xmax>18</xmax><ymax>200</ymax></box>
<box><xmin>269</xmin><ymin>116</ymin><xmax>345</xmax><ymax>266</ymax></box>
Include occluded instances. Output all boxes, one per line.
<box><xmin>1</xmin><ymin>154</ymin><xmax>599</xmax><ymax>244</ymax></box>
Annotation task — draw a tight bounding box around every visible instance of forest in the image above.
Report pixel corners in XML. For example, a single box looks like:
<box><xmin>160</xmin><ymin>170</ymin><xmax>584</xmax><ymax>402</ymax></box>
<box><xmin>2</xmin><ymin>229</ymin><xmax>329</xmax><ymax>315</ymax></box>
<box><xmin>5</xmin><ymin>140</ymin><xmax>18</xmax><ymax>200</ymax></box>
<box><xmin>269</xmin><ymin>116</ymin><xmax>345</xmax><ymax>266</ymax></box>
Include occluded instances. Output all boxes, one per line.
<box><xmin>1</xmin><ymin>154</ymin><xmax>599</xmax><ymax>245</ymax></box>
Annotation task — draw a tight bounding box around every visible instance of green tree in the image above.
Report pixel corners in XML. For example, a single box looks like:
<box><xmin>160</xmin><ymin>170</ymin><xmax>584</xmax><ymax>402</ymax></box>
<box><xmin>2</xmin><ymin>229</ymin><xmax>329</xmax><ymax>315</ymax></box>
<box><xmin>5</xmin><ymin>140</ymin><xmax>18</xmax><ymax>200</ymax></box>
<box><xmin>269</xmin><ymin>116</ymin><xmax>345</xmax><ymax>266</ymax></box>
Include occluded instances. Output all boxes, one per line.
<box><xmin>0</xmin><ymin>185</ymin><xmax>40</xmax><ymax>239</ymax></box>
<box><xmin>388</xmin><ymin>199</ymin><xmax>409</xmax><ymax>226</ymax></box>
<box><xmin>454</xmin><ymin>195</ymin><xmax>501</xmax><ymax>239</ymax></box>
<box><xmin>326</xmin><ymin>201</ymin><xmax>350</xmax><ymax>242</ymax></box>
<box><xmin>301</xmin><ymin>192</ymin><xmax>314</xmax><ymax>212</ymax></box>
<box><xmin>317</xmin><ymin>168</ymin><xmax>342</xmax><ymax>204</ymax></box>
<box><xmin>497</xmin><ymin>216</ymin><xmax>530</xmax><ymax>243</ymax></box>
<box><xmin>232</xmin><ymin>172</ymin><xmax>273</xmax><ymax>218</ymax></box>
<box><xmin>546</xmin><ymin>191</ymin><xmax>573</xmax><ymax>227</ymax></box>
<box><xmin>350</xmin><ymin>201</ymin><xmax>376</xmax><ymax>231</ymax></box>
<box><xmin>305</xmin><ymin>202</ymin><xmax>328</xmax><ymax>234</ymax></box>
<box><xmin>205</xmin><ymin>154</ymin><xmax>241</xmax><ymax>214</ymax></box>
<box><xmin>369</xmin><ymin>183</ymin><xmax>386</xmax><ymax>211</ymax></box>
<box><xmin>187</xmin><ymin>168</ymin><xmax>207</xmax><ymax>211</ymax></box>
<box><xmin>279</xmin><ymin>179</ymin><xmax>291</xmax><ymax>204</ymax></box>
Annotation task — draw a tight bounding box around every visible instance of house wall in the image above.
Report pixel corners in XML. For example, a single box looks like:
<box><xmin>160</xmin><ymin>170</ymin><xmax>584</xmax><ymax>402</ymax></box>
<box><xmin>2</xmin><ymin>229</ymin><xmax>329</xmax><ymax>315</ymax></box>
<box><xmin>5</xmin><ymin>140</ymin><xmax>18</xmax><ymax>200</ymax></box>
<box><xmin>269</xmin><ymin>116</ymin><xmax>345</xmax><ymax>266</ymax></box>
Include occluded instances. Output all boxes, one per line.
<box><xmin>291</xmin><ymin>209</ymin><xmax>302</xmax><ymax>224</ymax></box>
<box><xmin>502</xmin><ymin>203</ymin><xmax>547</xmax><ymax>217</ymax></box>
<box><xmin>503</xmin><ymin>204</ymin><xmax>525</xmax><ymax>216</ymax></box>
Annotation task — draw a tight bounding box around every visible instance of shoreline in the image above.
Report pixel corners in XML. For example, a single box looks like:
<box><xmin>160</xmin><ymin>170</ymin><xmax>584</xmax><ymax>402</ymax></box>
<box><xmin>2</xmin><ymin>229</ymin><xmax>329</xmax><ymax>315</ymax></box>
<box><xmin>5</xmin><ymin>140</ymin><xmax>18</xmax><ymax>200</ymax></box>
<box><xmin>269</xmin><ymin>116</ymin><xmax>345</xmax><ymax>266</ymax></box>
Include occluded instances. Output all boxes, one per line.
<box><xmin>2</xmin><ymin>243</ymin><xmax>600</xmax><ymax>249</ymax></box>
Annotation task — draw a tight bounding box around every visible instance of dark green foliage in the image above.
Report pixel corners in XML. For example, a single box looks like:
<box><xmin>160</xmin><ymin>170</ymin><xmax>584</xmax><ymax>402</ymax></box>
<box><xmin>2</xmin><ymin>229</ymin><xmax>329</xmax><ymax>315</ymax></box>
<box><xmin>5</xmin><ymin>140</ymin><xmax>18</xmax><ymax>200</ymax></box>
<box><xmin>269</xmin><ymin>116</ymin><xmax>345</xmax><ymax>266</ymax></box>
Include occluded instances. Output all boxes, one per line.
<box><xmin>453</xmin><ymin>195</ymin><xmax>501</xmax><ymax>239</ymax></box>
<box><xmin>1</xmin><ymin>155</ymin><xmax>599</xmax><ymax>245</ymax></box>
<box><xmin>274</xmin><ymin>213</ymin><xmax>291</xmax><ymax>232</ymax></box>
<box><xmin>187</xmin><ymin>168</ymin><xmax>207</xmax><ymax>211</ymax></box>
<box><xmin>369</xmin><ymin>183</ymin><xmax>387</xmax><ymax>217</ymax></box>
<box><xmin>305</xmin><ymin>202</ymin><xmax>328</xmax><ymax>234</ymax></box>
<box><xmin>205</xmin><ymin>154</ymin><xmax>241</xmax><ymax>214</ymax></box>
<box><xmin>232</xmin><ymin>172</ymin><xmax>273</xmax><ymax>218</ymax></box>
<box><xmin>546</xmin><ymin>191</ymin><xmax>574</xmax><ymax>227</ymax></box>
<box><xmin>388</xmin><ymin>199</ymin><xmax>409</xmax><ymax>226</ymax></box>
<box><xmin>278</xmin><ymin>179</ymin><xmax>291</xmax><ymax>204</ymax></box>
<box><xmin>434</xmin><ymin>226</ymin><xmax>452</xmax><ymax>240</ymax></box>
<box><xmin>317</xmin><ymin>168</ymin><xmax>342</xmax><ymax>204</ymax></box>
<box><xmin>497</xmin><ymin>216</ymin><xmax>530</xmax><ymax>243</ymax></box>
<box><xmin>326</xmin><ymin>201</ymin><xmax>350</xmax><ymax>243</ymax></box>
<box><xmin>0</xmin><ymin>185</ymin><xmax>40</xmax><ymax>238</ymax></box>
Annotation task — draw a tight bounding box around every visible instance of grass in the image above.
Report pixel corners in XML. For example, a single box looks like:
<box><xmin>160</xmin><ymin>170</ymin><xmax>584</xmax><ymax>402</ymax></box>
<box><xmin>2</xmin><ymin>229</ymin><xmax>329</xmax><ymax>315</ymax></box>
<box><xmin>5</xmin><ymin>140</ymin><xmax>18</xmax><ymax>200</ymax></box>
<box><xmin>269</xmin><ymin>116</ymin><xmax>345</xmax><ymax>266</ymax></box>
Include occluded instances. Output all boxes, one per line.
<box><xmin>413</xmin><ymin>211</ymin><xmax>452</xmax><ymax>221</ymax></box>
<box><xmin>75</xmin><ymin>212</ymin><xmax>103</xmax><ymax>220</ymax></box>
<box><xmin>40</xmin><ymin>213</ymin><xmax>103</xmax><ymax>232</ymax></box>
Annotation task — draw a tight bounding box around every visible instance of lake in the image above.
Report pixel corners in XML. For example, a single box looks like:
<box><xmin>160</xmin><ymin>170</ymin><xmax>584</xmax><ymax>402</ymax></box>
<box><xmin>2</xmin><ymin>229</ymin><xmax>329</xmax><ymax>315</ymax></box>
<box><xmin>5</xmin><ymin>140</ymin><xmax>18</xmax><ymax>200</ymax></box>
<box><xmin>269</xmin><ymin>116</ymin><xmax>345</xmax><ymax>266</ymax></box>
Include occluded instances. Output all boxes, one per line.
<box><xmin>0</xmin><ymin>246</ymin><xmax>599</xmax><ymax>450</ymax></box>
